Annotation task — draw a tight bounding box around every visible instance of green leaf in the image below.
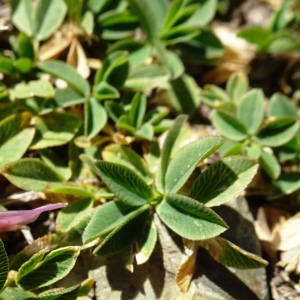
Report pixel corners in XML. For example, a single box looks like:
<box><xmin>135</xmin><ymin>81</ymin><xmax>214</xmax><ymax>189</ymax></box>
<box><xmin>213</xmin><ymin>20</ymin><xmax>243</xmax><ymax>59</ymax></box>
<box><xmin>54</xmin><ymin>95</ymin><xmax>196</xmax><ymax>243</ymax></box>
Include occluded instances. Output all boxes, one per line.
<box><xmin>165</xmin><ymin>136</ymin><xmax>224</xmax><ymax>193</ymax></box>
<box><xmin>0</xmin><ymin>287</ymin><xmax>36</xmax><ymax>300</ymax></box>
<box><xmin>1</xmin><ymin>158</ymin><xmax>63</xmax><ymax>192</ymax></box>
<box><xmin>127</xmin><ymin>0</ymin><xmax>167</xmax><ymax>43</ymax></box>
<box><xmin>94</xmin><ymin>205</ymin><xmax>150</xmax><ymax>256</ymax></box>
<box><xmin>218</xmin><ymin>140</ymin><xmax>243</xmax><ymax>157</ymax></box>
<box><xmin>170</xmin><ymin>3</ymin><xmax>199</xmax><ymax>28</ymax></box>
<box><xmin>274</xmin><ymin>128</ymin><xmax>300</xmax><ymax>161</ymax></box>
<box><xmin>0</xmin><ymin>112</ymin><xmax>31</xmax><ymax>146</ymax></box>
<box><xmin>80</xmin><ymin>156</ymin><xmax>152</xmax><ymax>206</ymax></box>
<box><xmin>9</xmin><ymin>80</ymin><xmax>54</xmax><ymax>100</ymax></box>
<box><xmin>98</xmin><ymin>11</ymin><xmax>139</xmax><ymax>38</ymax></box>
<box><xmin>186</xmin><ymin>0</ymin><xmax>217</xmax><ymax>27</ymax></box>
<box><xmin>270</xmin><ymin>172</ymin><xmax>300</xmax><ymax>198</ymax></box>
<box><xmin>0</xmin><ymin>239</ymin><xmax>8</xmax><ymax>291</ymax></box>
<box><xmin>104</xmin><ymin>100</ymin><xmax>125</xmax><ymax>123</ymax></box>
<box><xmin>181</xmin><ymin>27</ymin><xmax>224</xmax><ymax>60</ymax></box>
<box><xmin>135</xmin><ymin>218</ymin><xmax>157</xmax><ymax>265</ymax></box>
<box><xmin>135</xmin><ymin>123</ymin><xmax>154</xmax><ymax>140</ymax></box>
<box><xmin>108</xmin><ymin>40</ymin><xmax>152</xmax><ymax>69</ymax></box>
<box><xmin>165</xmin><ymin>50</ymin><xmax>185</xmax><ymax>80</ymax></box>
<box><xmin>37</xmin><ymin>61</ymin><xmax>90</xmax><ymax>96</ymax></box>
<box><xmin>93</xmin><ymin>81</ymin><xmax>120</xmax><ymax>101</ymax></box>
<box><xmin>200</xmin><ymin>84</ymin><xmax>230</xmax><ymax>107</ymax></box>
<box><xmin>244</xmin><ymin>144</ymin><xmax>261</xmax><ymax>159</ymax></box>
<box><xmin>268</xmin><ymin>93</ymin><xmax>298</xmax><ymax>118</ymax></box>
<box><xmin>102</xmin><ymin>144</ymin><xmax>152</xmax><ymax>182</ymax></box>
<box><xmin>64</xmin><ymin>214</ymin><xmax>92</xmax><ymax>247</ymax></box>
<box><xmin>259</xmin><ymin>149</ymin><xmax>280</xmax><ymax>179</ymax></box>
<box><xmin>168</xmin><ymin>74</ymin><xmax>200</xmax><ymax>114</ymax></box>
<box><xmin>157</xmin><ymin>194</ymin><xmax>228</xmax><ymax>240</ymax></box>
<box><xmin>163</xmin><ymin>0</ymin><xmax>185</xmax><ymax>29</ymax></box>
<box><xmin>30</xmin><ymin>112</ymin><xmax>82</xmax><ymax>149</ymax></box>
<box><xmin>0</xmin><ymin>56</ymin><xmax>14</xmax><ymax>75</ymax></box>
<box><xmin>39</xmin><ymin>148</ymin><xmax>71</xmax><ymax>180</ymax></box>
<box><xmin>80</xmin><ymin>11</ymin><xmax>94</xmax><ymax>36</ymax></box>
<box><xmin>189</xmin><ymin>156</ymin><xmax>258</xmax><ymax>207</ymax></box>
<box><xmin>16</xmin><ymin>247</ymin><xmax>80</xmax><ymax>290</ymax></box>
<box><xmin>0</xmin><ymin>127</ymin><xmax>35</xmax><ymax>169</ymax></box>
<box><xmin>145</xmin><ymin>106</ymin><xmax>170</xmax><ymax>125</ymax></box>
<box><xmin>145</xmin><ymin>141</ymin><xmax>161</xmax><ymax>175</ymax></box>
<box><xmin>267</xmin><ymin>31</ymin><xmax>300</xmax><ymax>53</ymax></box>
<box><xmin>237</xmin><ymin>26</ymin><xmax>272</xmax><ymax>50</ymax></box>
<box><xmin>88</xmin><ymin>0</ymin><xmax>115</xmax><ymax>14</ymax></box>
<box><xmin>116</xmin><ymin>115</ymin><xmax>136</xmax><ymax>134</ymax></box>
<box><xmin>85</xmin><ymin>97</ymin><xmax>107</xmax><ymax>139</ymax></box>
<box><xmin>268</xmin><ymin>1</ymin><xmax>293</xmax><ymax>31</ymax></box>
<box><xmin>125</xmin><ymin>65</ymin><xmax>169</xmax><ymax>90</ymax></box>
<box><xmin>64</xmin><ymin>0</ymin><xmax>84</xmax><ymax>20</ymax></box>
<box><xmin>160</xmin><ymin>26</ymin><xmax>199</xmax><ymax>46</ymax></box>
<box><xmin>11</xmin><ymin>0</ymin><xmax>34</xmax><ymax>37</ymax></box>
<box><xmin>37</xmin><ymin>284</ymin><xmax>80</xmax><ymax>300</ymax></box>
<box><xmin>128</xmin><ymin>93</ymin><xmax>146</xmax><ymax>128</ymax></box>
<box><xmin>199</xmin><ymin>236</ymin><xmax>268</xmax><ymax>268</ymax></box>
<box><xmin>82</xmin><ymin>201</ymin><xmax>139</xmax><ymax>243</ymax></box>
<box><xmin>78</xmin><ymin>278</ymin><xmax>94</xmax><ymax>298</ymax></box>
<box><xmin>237</xmin><ymin>89</ymin><xmax>264</xmax><ymax>134</ymax></box>
<box><xmin>44</xmin><ymin>182</ymin><xmax>94</xmax><ymax>198</ymax></box>
<box><xmin>34</xmin><ymin>0</ymin><xmax>67</xmax><ymax>41</ymax></box>
<box><xmin>100</xmin><ymin>29</ymin><xmax>134</xmax><ymax>41</ymax></box>
<box><xmin>226</xmin><ymin>72</ymin><xmax>249</xmax><ymax>102</ymax></box>
<box><xmin>212</xmin><ymin>110</ymin><xmax>248</xmax><ymax>141</ymax></box>
<box><xmin>254</xmin><ymin>117</ymin><xmax>299</xmax><ymax>147</ymax></box>
<box><xmin>156</xmin><ymin>115</ymin><xmax>188</xmax><ymax>192</ymax></box>
<box><xmin>17</xmin><ymin>33</ymin><xmax>34</xmax><ymax>60</ymax></box>
<box><xmin>45</xmin><ymin>182</ymin><xmax>94</xmax><ymax>197</ymax></box>
<box><xmin>42</xmin><ymin>88</ymin><xmax>85</xmax><ymax>113</ymax></box>
<box><xmin>95</xmin><ymin>51</ymin><xmax>129</xmax><ymax>90</ymax></box>
<box><xmin>13</xmin><ymin>58</ymin><xmax>32</xmax><ymax>74</ymax></box>
<box><xmin>57</xmin><ymin>198</ymin><xmax>93</xmax><ymax>232</ymax></box>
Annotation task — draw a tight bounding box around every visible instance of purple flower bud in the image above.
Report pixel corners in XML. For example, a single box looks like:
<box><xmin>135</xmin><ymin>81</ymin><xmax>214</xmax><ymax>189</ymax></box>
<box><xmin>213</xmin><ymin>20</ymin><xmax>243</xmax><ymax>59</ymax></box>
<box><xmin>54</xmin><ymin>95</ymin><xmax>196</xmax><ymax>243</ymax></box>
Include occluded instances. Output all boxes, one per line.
<box><xmin>0</xmin><ymin>203</ymin><xmax>67</xmax><ymax>232</ymax></box>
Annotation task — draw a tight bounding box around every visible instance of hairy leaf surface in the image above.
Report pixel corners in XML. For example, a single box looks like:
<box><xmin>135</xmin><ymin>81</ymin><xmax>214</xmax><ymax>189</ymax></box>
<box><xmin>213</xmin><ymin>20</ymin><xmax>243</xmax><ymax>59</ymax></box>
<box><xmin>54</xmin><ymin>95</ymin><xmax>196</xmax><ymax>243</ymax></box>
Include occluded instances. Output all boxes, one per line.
<box><xmin>157</xmin><ymin>194</ymin><xmax>228</xmax><ymax>240</ymax></box>
<box><xmin>199</xmin><ymin>236</ymin><xmax>268</xmax><ymax>268</ymax></box>
<box><xmin>165</xmin><ymin>136</ymin><xmax>224</xmax><ymax>193</ymax></box>
<box><xmin>81</xmin><ymin>156</ymin><xmax>152</xmax><ymax>206</ymax></box>
<box><xmin>189</xmin><ymin>156</ymin><xmax>258</xmax><ymax>206</ymax></box>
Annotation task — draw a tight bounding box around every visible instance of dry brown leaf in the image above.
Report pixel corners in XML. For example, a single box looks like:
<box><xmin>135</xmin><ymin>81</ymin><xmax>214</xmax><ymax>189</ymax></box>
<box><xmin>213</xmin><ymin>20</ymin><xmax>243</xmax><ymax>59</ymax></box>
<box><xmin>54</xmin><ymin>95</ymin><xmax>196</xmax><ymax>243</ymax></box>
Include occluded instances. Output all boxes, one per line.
<box><xmin>278</xmin><ymin>248</ymin><xmax>300</xmax><ymax>274</ymax></box>
<box><xmin>113</xmin><ymin>132</ymin><xmax>135</xmax><ymax>145</ymax></box>
<box><xmin>176</xmin><ymin>239</ymin><xmax>198</xmax><ymax>292</ymax></box>
<box><xmin>38</xmin><ymin>22</ymin><xmax>91</xmax><ymax>78</ymax></box>
<box><xmin>22</xmin><ymin>234</ymin><xmax>58</xmax><ymax>256</ymax></box>
<box><xmin>87</xmin><ymin>58</ymin><xmax>102</xmax><ymax>70</ymax></box>
<box><xmin>67</xmin><ymin>38</ymin><xmax>77</xmax><ymax>66</ymax></box>
<box><xmin>74</xmin><ymin>136</ymin><xmax>112</xmax><ymax>148</ymax></box>
<box><xmin>254</xmin><ymin>205</ymin><xmax>290</xmax><ymax>263</ymax></box>
<box><xmin>38</xmin><ymin>36</ymin><xmax>71</xmax><ymax>61</ymax></box>
<box><xmin>255</xmin><ymin>209</ymin><xmax>300</xmax><ymax>274</ymax></box>
<box><xmin>274</xmin><ymin>212</ymin><xmax>300</xmax><ymax>274</ymax></box>
<box><xmin>67</xmin><ymin>39</ymin><xmax>90</xmax><ymax>78</ymax></box>
<box><xmin>277</xmin><ymin>212</ymin><xmax>300</xmax><ymax>252</ymax></box>
<box><xmin>203</xmin><ymin>25</ymin><xmax>255</xmax><ymax>84</ymax></box>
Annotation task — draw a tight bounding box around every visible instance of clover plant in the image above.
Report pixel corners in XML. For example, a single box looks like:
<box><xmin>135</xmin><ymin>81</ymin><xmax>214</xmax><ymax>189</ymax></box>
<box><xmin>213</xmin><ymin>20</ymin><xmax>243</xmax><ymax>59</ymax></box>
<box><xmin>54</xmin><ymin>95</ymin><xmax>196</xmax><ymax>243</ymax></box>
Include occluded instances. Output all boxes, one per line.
<box><xmin>78</xmin><ymin>115</ymin><xmax>267</xmax><ymax>289</ymax></box>
<box><xmin>238</xmin><ymin>0</ymin><xmax>300</xmax><ymax>53</ymax></box>
<box><xmin>0</xmin><ymin>0</ymin><xmax>277</xmax><ymax>297</ymax></box>
<box><xmin>201</xmin><ymin>73</ymin><xmax>299</xmax><ymax>181</ymax></box>
<box><xmin>267</xmin><ymin>93</ymin><xmax>300</xmax><ymax>198</ymax></box>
